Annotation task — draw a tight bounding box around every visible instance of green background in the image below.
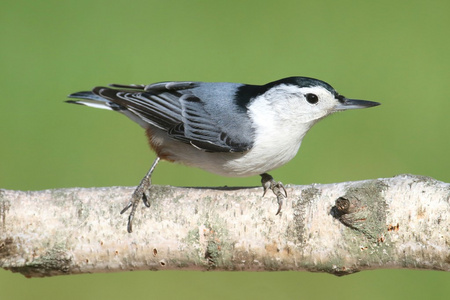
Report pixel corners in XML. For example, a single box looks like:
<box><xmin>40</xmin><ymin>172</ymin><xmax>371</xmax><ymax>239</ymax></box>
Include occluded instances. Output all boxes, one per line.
<box><xmin>1</xmin><ymin>0</ymin><xmax>449</xmax><ymax>299</ymax></box>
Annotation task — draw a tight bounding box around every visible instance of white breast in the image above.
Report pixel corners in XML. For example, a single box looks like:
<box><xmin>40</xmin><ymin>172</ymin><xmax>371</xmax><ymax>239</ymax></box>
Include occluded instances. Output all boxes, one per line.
<box><xmin>221</xmin><ymin>91</ymin><xmax>312</xmax><ymax>176</ymax></box>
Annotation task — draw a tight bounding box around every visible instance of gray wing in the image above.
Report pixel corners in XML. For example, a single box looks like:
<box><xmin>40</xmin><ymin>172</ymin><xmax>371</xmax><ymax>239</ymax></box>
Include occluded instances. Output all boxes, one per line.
<box><xmin>82</xmin><ymin>81</ymin><xmax>254</xmax><ymax>153</ymax></box>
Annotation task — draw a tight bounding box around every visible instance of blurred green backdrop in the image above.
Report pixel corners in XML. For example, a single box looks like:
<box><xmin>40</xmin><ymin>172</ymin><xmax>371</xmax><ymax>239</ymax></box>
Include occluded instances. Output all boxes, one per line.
<box><xmin>1</xmin><ymin>0</ymin><xmax>449</xmax><ymax>299</ymax></box>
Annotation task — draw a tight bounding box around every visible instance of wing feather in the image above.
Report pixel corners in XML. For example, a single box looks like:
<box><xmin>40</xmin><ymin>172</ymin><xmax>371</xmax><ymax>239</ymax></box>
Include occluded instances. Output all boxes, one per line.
<box><xmin>70</xmin><ymin>81</ymin><xmax>254</xmax><ymax>153</ymax></box>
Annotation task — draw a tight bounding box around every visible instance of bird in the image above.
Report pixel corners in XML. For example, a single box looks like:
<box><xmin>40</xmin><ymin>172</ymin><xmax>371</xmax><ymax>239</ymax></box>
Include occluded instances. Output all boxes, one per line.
<box><xmin>67</xmin><ymin>76</ymin><xmax>380</xmax><ymax>232</ymax></box>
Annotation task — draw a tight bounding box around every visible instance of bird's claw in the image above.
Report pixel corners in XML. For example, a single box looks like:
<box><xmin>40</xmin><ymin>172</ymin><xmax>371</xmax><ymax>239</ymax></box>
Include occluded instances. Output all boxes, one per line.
<box><xmin>120</xmin><ymin>202</ymin><xmax>132</xmax><ymax>214</ymax></box>
<box><xmin>120</xmin><ymin>186</ymin><xmax>149</xmax><ymax>233</ymax></box>
<box><xmin>126</xmin><ymin>210</ymin><xmax>134</xmax><ymax>233</ymax></box>
<box><xmin>262</xmin><ymin>180</ymin><xmax>271</xmax><ymax>197</ymax></box>
<box><xmin>260</xmin><ymin>173</ymin><xmax>288</xmax><ymax>215</ymax></box>
<box><xmin>118</xmin><ymin>157</ymin><xmax>160</xmax><ymax>233</ymax></box>
<box><xmin>142</xmin><ymin>192</ymin><xmax>151</xmax><ymax>207</ymax></box>
<box><xmin>120</xmin><ymin>171</ymin><xmax>154</xmax><ymax>233</ymax></box>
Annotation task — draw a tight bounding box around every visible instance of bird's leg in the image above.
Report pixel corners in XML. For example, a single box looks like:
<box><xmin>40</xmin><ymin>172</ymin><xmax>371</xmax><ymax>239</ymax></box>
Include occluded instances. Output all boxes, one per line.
<box><xmin>120</xmin><ymin>157</ymin><xmax>160</xmax><ymax>233</ymax></box>
<box><xmin>260</xmin><ymin>173</ymin><xmax>287</xmax><ymax>215</ymax></box>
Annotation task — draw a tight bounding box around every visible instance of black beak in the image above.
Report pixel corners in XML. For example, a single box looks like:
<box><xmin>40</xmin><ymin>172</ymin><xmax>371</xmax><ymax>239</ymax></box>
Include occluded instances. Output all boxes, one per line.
<box><xmin>335</xmin><ymin>97</ymin><xmax>381</xmax><ymax>111</ymax></box>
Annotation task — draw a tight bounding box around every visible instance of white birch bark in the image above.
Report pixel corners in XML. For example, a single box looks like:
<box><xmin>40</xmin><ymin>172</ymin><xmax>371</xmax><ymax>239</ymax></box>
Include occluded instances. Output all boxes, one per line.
<box><xmin>0</xmin><ymin>174</ymin><xmax>448</xmax><ymax>277</ymax></box>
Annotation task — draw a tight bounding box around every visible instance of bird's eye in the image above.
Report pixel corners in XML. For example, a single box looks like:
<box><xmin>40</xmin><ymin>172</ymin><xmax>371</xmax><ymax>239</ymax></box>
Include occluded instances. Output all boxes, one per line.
<box><xmin>306</xmin><ymin>93</ymin><xmax>319</xmax><ymax>104</ymax></box>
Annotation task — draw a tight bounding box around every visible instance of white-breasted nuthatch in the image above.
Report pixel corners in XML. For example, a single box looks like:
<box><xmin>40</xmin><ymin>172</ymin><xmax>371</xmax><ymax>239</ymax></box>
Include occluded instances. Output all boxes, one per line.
<box><xmin>67</xmin><ymin>76</ymin><xmax>380</xmax><ymax>232</ymax></box>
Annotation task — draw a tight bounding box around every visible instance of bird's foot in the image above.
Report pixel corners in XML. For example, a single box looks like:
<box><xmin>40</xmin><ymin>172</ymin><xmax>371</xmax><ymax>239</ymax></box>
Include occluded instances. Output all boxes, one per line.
<box><xmin>120</xmin><ymin>157</ymin><xmax>160</xmax><ymax>233</ymax></box>
<box><xmin>260</xmin><ymin>173</ymin><xmax>287</xmax><ymax>215</ymax></box>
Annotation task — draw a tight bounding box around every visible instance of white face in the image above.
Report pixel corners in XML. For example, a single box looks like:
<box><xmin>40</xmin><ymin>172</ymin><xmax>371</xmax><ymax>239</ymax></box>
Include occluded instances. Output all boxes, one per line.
<box><xmin>247</xmin><ymin>84</ymin><xmax>342</xmax><ymax>153</ymax></box>
<box><xmin>264</xmin><ymin>84</ymin><xmax>340</xmax><ymax>124</ymax></box>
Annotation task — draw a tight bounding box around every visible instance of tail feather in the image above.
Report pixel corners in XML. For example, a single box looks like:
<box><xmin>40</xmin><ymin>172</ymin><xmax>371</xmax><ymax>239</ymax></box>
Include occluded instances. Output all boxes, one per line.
<box><xmin>66</xmin><ymin>91</ymin><xmax>122</xmax><ymax>111</ymax></box>
<box><xmin>108</xmin><ymin>83</ymin><xmax>146</xmax><ymax>90</ymax></box>
<box><xmin>66</xmin><ymin>88</ymin><xmax>149</xmax><ymax>128</ymax></box>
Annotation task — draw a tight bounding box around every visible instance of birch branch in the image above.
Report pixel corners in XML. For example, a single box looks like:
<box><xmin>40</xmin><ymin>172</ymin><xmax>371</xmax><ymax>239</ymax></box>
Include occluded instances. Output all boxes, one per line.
<box><xmin>0</xmin><ymin>174</ymin><xmax>448</xmax><ymax>278</ymax></box>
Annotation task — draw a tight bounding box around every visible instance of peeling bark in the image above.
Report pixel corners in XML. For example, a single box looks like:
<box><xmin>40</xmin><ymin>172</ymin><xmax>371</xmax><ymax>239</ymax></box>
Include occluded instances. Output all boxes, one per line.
<box><xmin>0</xmin><ymin>174</ymin><xmax>449</xmax><ymax>278</ymax></box>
